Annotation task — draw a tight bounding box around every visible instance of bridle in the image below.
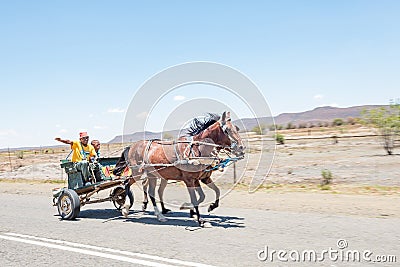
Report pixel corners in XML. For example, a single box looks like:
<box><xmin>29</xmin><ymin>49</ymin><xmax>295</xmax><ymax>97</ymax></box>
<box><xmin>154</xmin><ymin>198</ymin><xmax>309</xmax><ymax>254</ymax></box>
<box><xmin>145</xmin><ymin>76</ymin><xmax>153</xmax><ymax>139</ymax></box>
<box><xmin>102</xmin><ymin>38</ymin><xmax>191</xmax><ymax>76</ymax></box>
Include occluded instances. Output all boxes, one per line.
<box><xmin>219</xmin><ymin>119</ymin><xmax>240</xmax><ymax>152</ymax></box>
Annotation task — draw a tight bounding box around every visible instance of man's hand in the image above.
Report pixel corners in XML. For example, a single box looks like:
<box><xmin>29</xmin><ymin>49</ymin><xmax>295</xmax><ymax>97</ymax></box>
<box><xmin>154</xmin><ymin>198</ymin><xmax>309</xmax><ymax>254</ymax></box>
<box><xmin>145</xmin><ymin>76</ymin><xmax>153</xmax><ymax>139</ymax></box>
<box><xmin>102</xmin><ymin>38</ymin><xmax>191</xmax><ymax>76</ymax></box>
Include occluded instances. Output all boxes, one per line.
<box><xmin>54</xmin><ymin>137</ymin><xmax>72</xmax><ymax>145</ymax></box>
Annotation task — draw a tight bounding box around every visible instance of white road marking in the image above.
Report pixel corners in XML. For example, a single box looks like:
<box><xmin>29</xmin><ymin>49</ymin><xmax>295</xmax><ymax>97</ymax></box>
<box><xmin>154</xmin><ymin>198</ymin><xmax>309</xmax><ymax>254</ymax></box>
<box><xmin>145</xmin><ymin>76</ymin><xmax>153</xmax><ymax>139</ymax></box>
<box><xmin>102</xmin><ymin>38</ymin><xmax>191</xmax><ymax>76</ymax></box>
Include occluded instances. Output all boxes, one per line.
<box><xmin>0</xmin><ymin>233</ymin><xmax>217</xmax><ymax>267</ymax></box>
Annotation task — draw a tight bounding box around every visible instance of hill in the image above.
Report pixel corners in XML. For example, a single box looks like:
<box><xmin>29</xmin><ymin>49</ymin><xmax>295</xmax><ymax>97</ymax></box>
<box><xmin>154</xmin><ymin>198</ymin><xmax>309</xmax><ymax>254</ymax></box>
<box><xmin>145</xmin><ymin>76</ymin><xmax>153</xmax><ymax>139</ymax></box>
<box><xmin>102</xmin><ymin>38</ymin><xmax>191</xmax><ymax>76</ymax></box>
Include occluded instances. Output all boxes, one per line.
<box><xmin>108</xmin><ymin>105</ymin><xmax>385</xmax><ymax>143</ymax></box>
<box><xmin>239</xmin><ymin>105</ymin><xmax>385</xmax><ymax>130</ymax></box>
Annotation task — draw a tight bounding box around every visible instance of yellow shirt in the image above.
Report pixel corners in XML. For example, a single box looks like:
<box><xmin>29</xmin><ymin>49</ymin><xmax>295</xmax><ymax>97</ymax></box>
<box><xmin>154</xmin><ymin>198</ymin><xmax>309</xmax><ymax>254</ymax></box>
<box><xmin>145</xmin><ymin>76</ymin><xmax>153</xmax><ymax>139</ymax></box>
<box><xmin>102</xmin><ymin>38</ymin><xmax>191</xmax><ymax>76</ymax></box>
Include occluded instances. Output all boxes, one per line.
<box><xmin>71</xmin><ymin>141</ymin><xmax>96</xmax><ymax>162</ymax></box>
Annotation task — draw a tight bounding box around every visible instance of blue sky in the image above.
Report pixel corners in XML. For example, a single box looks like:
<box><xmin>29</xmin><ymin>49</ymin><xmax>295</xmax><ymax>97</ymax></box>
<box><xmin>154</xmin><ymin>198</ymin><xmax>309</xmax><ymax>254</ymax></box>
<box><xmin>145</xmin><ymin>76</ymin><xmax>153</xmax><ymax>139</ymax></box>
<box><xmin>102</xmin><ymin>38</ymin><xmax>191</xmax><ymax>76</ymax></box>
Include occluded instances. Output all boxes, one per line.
<box><xmin>0</xmin><ymin>1</ymin><xmax>399</xmax><ymax>148</ymax></box>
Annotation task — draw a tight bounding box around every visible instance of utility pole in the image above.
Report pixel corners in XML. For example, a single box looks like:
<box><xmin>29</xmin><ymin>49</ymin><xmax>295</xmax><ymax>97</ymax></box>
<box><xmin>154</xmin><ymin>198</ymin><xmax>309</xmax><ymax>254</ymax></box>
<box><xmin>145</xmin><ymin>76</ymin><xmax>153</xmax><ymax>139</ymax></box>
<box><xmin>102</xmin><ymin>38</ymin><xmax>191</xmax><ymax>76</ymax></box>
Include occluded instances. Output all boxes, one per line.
<box><xmin>8</xmin><ymin>147</ymin><xmax>12</xmax><ymax>172</ymax></box>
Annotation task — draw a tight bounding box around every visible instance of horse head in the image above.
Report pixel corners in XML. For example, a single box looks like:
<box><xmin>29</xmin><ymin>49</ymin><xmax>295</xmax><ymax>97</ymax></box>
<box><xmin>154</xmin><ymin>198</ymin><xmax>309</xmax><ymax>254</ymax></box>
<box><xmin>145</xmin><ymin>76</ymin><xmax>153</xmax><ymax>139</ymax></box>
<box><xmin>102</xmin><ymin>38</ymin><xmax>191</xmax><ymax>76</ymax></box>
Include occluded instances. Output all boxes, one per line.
<box><xmin>218</xmin><ymin>111</ymin><xmax>246</xmax><ymax>157</ymax></box>
<box><xmin>187</xmin><ymin>111</ymin><xmax>246</xmax><ymax>157</ymax></box>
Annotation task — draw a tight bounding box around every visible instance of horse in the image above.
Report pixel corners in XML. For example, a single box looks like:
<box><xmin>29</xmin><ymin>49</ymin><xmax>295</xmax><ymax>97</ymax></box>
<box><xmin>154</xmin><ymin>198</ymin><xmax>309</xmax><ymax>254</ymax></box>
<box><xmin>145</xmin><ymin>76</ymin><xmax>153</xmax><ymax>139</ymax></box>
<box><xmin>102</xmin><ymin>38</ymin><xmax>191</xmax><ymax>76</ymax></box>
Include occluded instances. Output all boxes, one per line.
<box><xmin>140</xmin><ymin>127</ymin><xmax>227</xmax><ymax>216</ymax></box>
<box><xmin>120</xmin><ymin>111</ymin><xmax>245</xmax><ymax>226</ymax></box>
<box><xmin>141</xmin><ymin>155</ymin><xmax>222</xmax><ymax>217</ymax></box>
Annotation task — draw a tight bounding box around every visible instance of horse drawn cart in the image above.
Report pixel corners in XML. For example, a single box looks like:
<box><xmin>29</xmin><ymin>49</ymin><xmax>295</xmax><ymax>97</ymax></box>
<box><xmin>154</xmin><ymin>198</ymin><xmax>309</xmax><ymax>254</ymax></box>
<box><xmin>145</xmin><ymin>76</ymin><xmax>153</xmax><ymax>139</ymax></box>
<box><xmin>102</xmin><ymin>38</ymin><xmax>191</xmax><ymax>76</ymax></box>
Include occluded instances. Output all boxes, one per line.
<box><xmin>50</xmin><ymin>112</ymin><xmax>246</xmax><ymax>227</ymax></box>
<box><xmin>52</xmin><ymin>157</ymin><xmax>131</xmax><ymax>220</ymax></box>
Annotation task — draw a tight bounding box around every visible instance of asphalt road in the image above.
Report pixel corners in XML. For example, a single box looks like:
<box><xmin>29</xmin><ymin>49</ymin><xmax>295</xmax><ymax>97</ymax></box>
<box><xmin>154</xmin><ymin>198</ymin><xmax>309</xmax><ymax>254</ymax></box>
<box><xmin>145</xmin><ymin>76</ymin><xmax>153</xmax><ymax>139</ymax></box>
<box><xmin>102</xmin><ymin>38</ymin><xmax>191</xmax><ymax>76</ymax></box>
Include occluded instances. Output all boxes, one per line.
<box><xmin>0</xmin><ymin>192</ymin><xmax>399</xmax><ymax>267</ymax></box>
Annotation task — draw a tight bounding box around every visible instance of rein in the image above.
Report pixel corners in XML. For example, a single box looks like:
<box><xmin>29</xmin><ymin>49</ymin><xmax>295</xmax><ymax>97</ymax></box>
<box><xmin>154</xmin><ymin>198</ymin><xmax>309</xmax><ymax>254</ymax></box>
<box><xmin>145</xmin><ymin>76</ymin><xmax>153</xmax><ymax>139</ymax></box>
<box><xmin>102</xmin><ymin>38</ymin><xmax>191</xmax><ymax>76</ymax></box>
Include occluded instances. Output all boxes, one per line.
<box><xmin>153</xmin><ymin>140</ymin><xmax>224</xmax><ymax>148</ymax></box>
<box><xmin>125</xmin><ymin>118</ymin><xmax>243</xmax><ymax>175</ymax></box>
<box><xmin>128</xmin><ymin>140</ymin><xmax>235</xmax><ymax>174</ymax></box>
<box><xmin>204</xmin><ymin>155</ymin><xmax>243</xmax><ymax>172</ymax></box>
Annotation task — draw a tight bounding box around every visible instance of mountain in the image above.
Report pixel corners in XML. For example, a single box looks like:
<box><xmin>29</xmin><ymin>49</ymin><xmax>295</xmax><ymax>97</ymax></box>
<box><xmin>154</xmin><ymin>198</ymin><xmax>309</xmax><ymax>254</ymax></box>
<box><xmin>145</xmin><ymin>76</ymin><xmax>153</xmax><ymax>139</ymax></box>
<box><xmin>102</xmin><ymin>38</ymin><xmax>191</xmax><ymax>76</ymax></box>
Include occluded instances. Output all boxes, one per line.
<box><xmin>108</xmin><ymin>130</ymin><xmax>181</xmax><ymax>144</ymax></box>
<box><xmin>238</xmin><ymin>105</ymin><xmax>385</xmax><ymax>130</ymax></box>
<box><xmin>274</xmin><ymin>105</ymin><xmax>383</xmax><ymax>125</ymax></box>
<box><xmin>107</xmin><ymin>105</ymin><xmax>386</xmax><ymax>143</ymax></box>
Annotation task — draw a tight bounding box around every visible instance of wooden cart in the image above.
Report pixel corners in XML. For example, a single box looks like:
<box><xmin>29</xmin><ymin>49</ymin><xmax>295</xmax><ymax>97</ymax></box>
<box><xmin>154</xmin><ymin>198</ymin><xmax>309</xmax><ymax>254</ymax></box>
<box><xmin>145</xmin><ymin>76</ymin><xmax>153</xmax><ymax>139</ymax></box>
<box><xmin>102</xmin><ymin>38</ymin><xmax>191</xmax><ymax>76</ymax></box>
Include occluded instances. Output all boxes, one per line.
<box><xmin>52</xmin><ymin>157</ymin><xmax>132</xmax><ymax>220</ymax></box>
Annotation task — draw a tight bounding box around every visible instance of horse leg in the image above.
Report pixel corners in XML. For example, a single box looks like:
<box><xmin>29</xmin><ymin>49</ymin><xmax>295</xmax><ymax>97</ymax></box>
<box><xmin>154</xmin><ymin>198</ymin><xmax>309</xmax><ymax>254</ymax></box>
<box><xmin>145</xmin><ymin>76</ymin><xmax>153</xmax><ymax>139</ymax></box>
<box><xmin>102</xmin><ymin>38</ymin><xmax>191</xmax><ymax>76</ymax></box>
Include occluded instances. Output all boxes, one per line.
<box><xmin>201</xmin><ymin>177</ymin><xmax>220</xmax><ymax>212</ymax></box>
<box><xmin>158</xmin><ymin>178</ymin><xmax>171</xmax><ymax>214</ymax></box>
<box><xmin>195</xmin><ymin>180</ymin><xmax>206</xmax><ymax>204</ymax></box>
<box><xmin>122</xmin><ymin>178</ymin><xmax>134</xmax><ymax>217</ymax></box>
<box><xmin>187</xmin><ymin>186</ymin><xmax>203</xmax><ymax>227</ymax></box>
<box><xmin>141</xmin><ymin>178</ymin><xmax>149</xmax><ymax>211</ymax></box>
<box><xmin>148</xmin><ymin>177</ymin><xmax>167</xmax><ymax>222</ymax></box>
<box><xmin>189</xmin><ymin>180</ymin><xmax>205</xmax><ymax>218</ymax></box>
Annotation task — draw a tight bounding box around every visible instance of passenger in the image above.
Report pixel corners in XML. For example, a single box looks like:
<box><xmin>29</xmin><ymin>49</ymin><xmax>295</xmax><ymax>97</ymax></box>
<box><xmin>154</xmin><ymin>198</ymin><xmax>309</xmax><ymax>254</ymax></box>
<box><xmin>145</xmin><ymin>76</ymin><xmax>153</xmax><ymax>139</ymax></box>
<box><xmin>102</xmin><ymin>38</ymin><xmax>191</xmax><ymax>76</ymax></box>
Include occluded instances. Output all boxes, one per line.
<box><xmin>55</xmin><ymin>132</ymin><xmax>101</xmax><ymax>184</ymax></box>
<box><xmin>91</xmin><ymin>139</ymin><xmax>107</xmax><ymax>181</ymax></box>
<box><xmin>91</xmin><ymin>139</ymin><xmax>101</xmax><ymax>158</ymax></box>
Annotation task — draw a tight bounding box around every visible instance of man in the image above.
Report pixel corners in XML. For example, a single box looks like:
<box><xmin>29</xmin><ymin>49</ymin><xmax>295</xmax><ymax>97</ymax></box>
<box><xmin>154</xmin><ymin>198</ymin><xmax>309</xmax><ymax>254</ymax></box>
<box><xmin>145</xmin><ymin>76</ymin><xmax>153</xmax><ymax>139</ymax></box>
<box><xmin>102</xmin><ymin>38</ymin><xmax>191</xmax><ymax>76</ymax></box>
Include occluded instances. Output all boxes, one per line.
<box><xmin>91</xmin><ymin>139</ymin><xmax>101</xmax><ymax>158</ymax></box>
<box><xmin>55</xmin><ymin>132</ymin><xmax>99</xmax><ymax>184</ymax></box>
<box><xmin>91</xmin><ymin>139</ymin><xmax>107</xmax><ymax>181</ymax></box>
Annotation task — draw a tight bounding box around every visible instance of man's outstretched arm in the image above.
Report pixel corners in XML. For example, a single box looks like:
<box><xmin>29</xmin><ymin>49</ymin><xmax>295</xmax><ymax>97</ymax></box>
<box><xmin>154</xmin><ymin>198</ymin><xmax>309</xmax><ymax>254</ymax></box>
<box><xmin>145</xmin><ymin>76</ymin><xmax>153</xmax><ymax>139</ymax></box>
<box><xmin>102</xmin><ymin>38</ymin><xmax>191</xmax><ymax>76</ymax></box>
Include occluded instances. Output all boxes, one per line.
<box><xmin>55</xmin><ymin>137</ymin><xmax>73</xmax><ymax>145</ymax></box>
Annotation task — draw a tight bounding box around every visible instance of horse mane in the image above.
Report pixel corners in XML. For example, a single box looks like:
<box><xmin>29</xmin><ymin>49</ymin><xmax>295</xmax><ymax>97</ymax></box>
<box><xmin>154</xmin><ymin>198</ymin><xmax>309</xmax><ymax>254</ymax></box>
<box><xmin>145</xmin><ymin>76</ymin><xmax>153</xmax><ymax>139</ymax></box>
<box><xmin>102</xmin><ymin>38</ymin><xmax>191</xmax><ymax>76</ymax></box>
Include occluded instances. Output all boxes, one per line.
<box><xmin>186</xmin><ymin>113</ymin><xmax>221</xmax><ymax>136</ymax></box>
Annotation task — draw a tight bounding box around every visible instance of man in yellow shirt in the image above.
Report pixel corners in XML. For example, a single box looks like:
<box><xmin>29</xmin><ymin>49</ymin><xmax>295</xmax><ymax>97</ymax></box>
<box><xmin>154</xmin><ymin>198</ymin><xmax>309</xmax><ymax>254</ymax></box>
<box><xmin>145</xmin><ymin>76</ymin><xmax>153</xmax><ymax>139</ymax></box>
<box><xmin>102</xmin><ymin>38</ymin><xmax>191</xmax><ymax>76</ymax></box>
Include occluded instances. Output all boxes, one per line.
<box><xmin>55</xmin><ymin>132</ymin><xmax>99</xmax><ymax>184</ymax></box>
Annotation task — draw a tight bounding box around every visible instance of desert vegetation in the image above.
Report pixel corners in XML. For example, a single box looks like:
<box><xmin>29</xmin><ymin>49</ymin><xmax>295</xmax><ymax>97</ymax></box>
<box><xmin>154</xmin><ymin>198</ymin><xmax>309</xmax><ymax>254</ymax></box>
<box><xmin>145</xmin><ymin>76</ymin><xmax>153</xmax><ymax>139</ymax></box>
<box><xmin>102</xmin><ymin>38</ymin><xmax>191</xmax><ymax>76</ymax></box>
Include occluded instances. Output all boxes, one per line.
<box><xmin>362</xmin><ymin>102</ymin><xmax>400</xmax><ymax>155</ymax></box>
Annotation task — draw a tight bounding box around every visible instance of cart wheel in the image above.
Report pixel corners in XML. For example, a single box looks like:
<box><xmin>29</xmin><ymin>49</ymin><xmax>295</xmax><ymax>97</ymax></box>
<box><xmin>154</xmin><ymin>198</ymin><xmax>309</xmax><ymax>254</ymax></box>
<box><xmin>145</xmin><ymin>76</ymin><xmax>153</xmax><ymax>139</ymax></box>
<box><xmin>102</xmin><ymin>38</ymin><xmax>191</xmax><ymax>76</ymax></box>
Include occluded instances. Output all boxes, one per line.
<box><xmin>111</xmin><ymin>186</ymin><xmax>133</xmax><ymax>211</ymax></box>
<box><xmin>57</xmin><ymin>189</ymin><xmax>80</xmax><ymax>220</ymax></box>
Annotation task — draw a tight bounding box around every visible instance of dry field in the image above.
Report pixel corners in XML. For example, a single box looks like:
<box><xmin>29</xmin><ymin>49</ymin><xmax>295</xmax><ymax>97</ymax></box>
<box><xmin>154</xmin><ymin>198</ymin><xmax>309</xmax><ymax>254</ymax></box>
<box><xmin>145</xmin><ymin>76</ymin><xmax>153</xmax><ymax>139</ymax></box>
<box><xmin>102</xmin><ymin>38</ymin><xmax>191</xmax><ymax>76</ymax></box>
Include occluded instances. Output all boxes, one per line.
<box><xmin>0</xmin><ymin>125</ymin><xmax>399</xmax><ymax>218</ymax></box>
<box><xmin>0</xmin><ymin>125</ymin><xmax>399</xmax><ymax>191</ymax></box>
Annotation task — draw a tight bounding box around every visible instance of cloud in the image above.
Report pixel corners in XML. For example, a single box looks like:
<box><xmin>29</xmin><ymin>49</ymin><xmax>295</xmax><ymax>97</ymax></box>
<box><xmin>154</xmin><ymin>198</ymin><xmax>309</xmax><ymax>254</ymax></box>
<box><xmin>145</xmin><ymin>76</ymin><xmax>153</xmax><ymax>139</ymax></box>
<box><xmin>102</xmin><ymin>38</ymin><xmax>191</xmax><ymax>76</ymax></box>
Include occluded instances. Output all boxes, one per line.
<box><xmin>93</xmin><ymin>125</ymin><xmax>106</xmax><ymax>129</ymax></box>
<box><xmin>59</xmin><ymin>129</ymin><xmax>68</xmax><ymax>133</ymax></box>
<box><xmin>173</xmin><ymin>95</ymin><xmax>186</xmax><ymax>101</ymax></box>
<box><xmin>136</xmin><ymin>111</ymin><xmax>148</xmax><ymax>120</ymax></box>
<box><xmin>314</xmin><ymin>94</ymin><xmax>324</xmax><ymax>100</ymax></box>
<box><xmin>0</xmin><ymin>129</ymin><xmax>17</xmax><ymax>137</ymax></box>
<box><xmin>107</xmin><ymin>108</ymin><xmax>125</xmax><ymax>113</ymax></box>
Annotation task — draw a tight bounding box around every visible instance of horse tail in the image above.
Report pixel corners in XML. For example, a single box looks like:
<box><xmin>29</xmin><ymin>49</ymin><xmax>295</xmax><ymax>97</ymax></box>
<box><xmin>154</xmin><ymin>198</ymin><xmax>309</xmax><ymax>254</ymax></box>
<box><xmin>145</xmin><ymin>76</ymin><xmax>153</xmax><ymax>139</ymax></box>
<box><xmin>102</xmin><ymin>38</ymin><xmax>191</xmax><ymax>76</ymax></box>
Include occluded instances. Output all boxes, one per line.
<box><xmin>113</xmin><ymin>146</ymin><xmax>130</xmax><ymax>176</ymax></box>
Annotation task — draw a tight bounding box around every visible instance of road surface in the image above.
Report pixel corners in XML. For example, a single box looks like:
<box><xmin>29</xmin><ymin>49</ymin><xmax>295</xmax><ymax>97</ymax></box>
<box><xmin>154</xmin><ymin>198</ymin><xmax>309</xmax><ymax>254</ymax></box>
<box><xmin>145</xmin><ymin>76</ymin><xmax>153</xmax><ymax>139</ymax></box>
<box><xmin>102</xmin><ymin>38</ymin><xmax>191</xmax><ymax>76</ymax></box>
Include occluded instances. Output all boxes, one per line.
<box><xmin>0</xmin><ymin>190</ymin><xmax>399</xmax><ymax>267</ymax></box>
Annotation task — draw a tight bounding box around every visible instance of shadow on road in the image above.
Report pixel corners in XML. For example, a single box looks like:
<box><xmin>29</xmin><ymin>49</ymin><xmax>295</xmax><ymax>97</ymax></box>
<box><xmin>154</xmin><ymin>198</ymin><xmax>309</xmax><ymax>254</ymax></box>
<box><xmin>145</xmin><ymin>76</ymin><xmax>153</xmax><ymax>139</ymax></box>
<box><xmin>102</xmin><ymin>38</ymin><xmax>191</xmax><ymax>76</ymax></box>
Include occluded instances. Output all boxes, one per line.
<box><xmin>79</xmin><ymin>209</ymin><xmax>245</xmax><ymax>229</ymax></box>
<box><xmin>360</xmin><ymin>154</ymin><xmax>400</xmax><ymax>157</ymax></box>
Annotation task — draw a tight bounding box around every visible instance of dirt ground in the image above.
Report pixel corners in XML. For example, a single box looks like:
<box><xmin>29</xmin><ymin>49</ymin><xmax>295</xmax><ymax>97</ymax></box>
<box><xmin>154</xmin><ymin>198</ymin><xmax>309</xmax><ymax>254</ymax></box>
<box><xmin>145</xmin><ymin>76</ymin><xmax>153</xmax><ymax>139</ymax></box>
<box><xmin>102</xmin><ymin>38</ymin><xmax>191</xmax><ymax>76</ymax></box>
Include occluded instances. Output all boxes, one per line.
<box><xmin>1</xmin><ymin>125</ymin><xmax>398</xmax><ymax>186</ymax></box>
<box><xmin>0</xmin><ymin>125</ymin><xmax>399</xmax><ymax>219</ymax></box>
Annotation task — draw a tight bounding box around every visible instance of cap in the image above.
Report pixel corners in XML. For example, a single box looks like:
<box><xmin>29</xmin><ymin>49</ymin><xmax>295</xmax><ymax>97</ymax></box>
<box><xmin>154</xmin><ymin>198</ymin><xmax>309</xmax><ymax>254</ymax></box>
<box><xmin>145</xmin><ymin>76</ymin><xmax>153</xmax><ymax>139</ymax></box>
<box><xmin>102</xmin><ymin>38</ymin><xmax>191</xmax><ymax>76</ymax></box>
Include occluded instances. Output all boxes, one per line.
<box><xmin>79</xmin><ymin>132</ymin><xmax>89</xmax><ymax>138</ymax></box>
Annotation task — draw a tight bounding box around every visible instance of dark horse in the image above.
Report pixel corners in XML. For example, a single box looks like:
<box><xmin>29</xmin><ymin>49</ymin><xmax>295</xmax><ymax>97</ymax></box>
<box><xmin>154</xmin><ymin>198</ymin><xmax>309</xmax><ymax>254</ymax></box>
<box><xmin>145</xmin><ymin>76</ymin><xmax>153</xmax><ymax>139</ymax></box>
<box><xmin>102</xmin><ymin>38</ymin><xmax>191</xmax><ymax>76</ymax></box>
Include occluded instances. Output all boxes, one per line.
<box><xmin>120</xmin><ymin>111</ymin><xmax>245</xmax><ymax>226</ymax></box>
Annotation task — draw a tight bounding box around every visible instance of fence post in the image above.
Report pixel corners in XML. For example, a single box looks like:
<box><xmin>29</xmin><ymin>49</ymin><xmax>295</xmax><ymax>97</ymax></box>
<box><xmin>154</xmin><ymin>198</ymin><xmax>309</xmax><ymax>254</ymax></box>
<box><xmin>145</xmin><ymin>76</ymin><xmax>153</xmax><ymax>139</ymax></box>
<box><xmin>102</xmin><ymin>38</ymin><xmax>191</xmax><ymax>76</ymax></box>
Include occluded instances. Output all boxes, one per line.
<box><xmin>233</xmin><ymin>162</ymin><xmax>237</xmax><ymax>184</ymax></box>
<box><xmin>8</xmin><ymin>147</ymin><xmax>12</xmax><ymax>172</ymax></box>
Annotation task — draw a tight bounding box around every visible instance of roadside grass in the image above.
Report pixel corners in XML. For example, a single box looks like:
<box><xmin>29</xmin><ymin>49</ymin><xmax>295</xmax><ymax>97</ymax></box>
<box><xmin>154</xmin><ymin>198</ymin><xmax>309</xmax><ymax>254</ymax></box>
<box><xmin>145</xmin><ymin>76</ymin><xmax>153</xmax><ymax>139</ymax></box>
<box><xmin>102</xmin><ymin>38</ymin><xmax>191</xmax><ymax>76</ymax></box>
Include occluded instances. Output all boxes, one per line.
<box><xmin>1</xmin><ymin>178</ymin><xmax>399</xmax><ymax>196</ymax></box>
<box><xmin>235</xmin><ymin>182</ymin><xmax>400</xmax><ymax>196</ymax></box>
<box><xmin>0</xmin><ymin>178</ymin><xmax>65</xmax><ymax>184</ymax></box>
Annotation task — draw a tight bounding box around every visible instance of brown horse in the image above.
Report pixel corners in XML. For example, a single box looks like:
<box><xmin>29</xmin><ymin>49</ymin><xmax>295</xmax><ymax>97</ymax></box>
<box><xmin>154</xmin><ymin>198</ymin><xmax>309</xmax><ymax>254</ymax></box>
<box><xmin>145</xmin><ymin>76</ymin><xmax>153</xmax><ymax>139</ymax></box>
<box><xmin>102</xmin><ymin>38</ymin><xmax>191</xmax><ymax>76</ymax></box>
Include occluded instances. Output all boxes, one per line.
<box><xmin>141</xmin><ymin>128</ymin><xmax>228</xmax><ymax>215</ymax></box>
<box><xmin>121</xmin><ymin>111</ymin><xmax>245</xmax><ymax>226</ymax></box>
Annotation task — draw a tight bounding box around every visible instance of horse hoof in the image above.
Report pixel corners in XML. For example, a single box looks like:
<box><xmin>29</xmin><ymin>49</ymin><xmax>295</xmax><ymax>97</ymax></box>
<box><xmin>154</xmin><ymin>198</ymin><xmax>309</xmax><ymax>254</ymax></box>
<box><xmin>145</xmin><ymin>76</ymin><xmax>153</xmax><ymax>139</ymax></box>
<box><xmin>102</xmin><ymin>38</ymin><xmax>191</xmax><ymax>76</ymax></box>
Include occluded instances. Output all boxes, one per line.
<box><xmin>198</xmin><ymin>220</ymin><xmax>206</xmax><ymax>228</ymax></box>
<box><xmin>208</xmin><ymin>203</ymin><xmax>218</xmax><ymax>212</ymax></box>
<box><xmin>142</xmin><ymin>202</ymin><xmax>148</xmax><ymax>211</ymax></box>
<box><xmin>122</xmin><ymin>209</ymin><xmax>129</xmax><ymax>218</ymax></box>
<box><xmin>157</xmin><ymin>215</ymin><xmax>168</xmax><ymax>222</ymax></box>
<box><xmin>189</xmin><ymin>210</ymin><xmax>196</xmax><ymax>218</ymax></box>
<box><xmin>203</xmin><ymin>221</ymin><xmax>213</xmax><ymax>228</ymax></box>
<box><xmin>180</xmin><ymin>202</ymin><xmax>194</xmax><ymax>210</ymax></box>
<box><xmin>162</xmin><ymin>208</ymin><xmax>171</xmax><ymax>214</ymax></box>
